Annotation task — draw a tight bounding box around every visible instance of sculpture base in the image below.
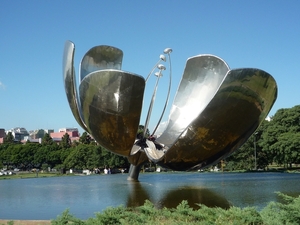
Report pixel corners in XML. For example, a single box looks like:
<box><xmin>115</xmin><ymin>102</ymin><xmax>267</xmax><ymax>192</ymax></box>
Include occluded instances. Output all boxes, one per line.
<box><xmin>127</xmin><ymin>164</ymin><xmax>143</xmax><ymax>181</ymax></box>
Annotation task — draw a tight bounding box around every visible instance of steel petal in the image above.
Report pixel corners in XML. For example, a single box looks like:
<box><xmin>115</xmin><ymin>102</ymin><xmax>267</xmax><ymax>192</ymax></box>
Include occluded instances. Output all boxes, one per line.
<box><xmin>127</xmin><ymin>151</ymin><xmax>148</xmax><ymax>166</ymax></box>
<box><xmin>80</xmin><ymin>45</ymin><xmax>123</xmax><ymax>81</ymax></box>
<box><xmin>156</xmin><ymin>55</ymin><xmax>230</xmax><ymax>149</ymax></box>
<box><xmin>79</xmin><ymin>70</ymin><xmax>145</xmax><ymax>156</ymax></box>
<box><xmin>62</xmin><ymin>41</ymin><xmax>89</xmax><ymax>132</ymax></box>
<box><xmin>157</xmin><ymin>68</ymin><xmax>277</xmax><ymax>170</ymax></box>
<box><xmin>143</xmin><ymin>140</ymin><xmax>165</xmax><ymax>163</ymax></box>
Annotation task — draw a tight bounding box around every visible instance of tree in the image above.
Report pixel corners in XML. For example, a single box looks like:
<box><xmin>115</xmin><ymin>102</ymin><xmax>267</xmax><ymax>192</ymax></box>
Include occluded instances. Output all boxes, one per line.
<box><xmin>101</xmin><ymin>148</ymin><xmax>129</xmax><ymax>169</ymax></box>
<box><xmin>79</xmin><ymin>132</ymin><xmax>92</xmax><ymax>144</ymax></box>
<box><xmin>225</xmin><ymin>120</ymin><xmax>272</xmax><ymax>171</ymax></box>
<box><xmin>261</xmin><ymin>105</ymin><xmax>300</xmax><ymax>168</ymax></box>
<box><xmin>60</xmin><ymin>133</ymin><xmax>71</xmax><ymax>149</ymax></box>
<box><xmin>3</xmin><ymin>132</ymin><xmax>14</xmax><ymax>144</ymax></box>
<box><xmin>271</xmin><ymin>132</ymin><xmax>300</xmax><ymax>168</ymax></box>
<box><xmin>63</xmin><ymin>144</ymin><xmax>104</xmax><ymax>170</ymax></box>
<box><xmin>0</xmin><ymin>144</ymin><xmax>14</xmax><ymax>168</ymax></box>
<box><xmin>137</xmin><ymin>125</ymin><xmax>150</xmax><ymax>139</ymax></box>
<box><xmin>42</xmin><ymin>133</ymin><xmax>53</xmax><ymax>145</ymax></box>
<box><xmin>63</xmin><ymin>145</ymin><xmax>87</xmax><ymax>170</ymax></box>
<box><xmin>85</xmin><ymin>145</ymin><xmax>103</xmax><ymax>169</ymax></box>
<box><xmin>49</xmin><ymin>147</ymin><xmax>63</xmax><ymax>168</ymax></box>
<box><xmin>5</xmin><ymin>143</ymin><xmax>38</xmax><ymax>169</ymax></box>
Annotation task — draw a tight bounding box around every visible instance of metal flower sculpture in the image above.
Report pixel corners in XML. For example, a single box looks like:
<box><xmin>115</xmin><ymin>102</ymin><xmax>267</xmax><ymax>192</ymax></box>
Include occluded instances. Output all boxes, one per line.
<box><xmin>63</xmin><ymin>40</ymin><xmax>277</xmax><ymax>180</ymax></box>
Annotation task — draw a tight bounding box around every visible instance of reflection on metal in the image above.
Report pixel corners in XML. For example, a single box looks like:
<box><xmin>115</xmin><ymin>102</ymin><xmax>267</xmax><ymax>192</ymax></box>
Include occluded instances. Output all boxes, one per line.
<box><xmin>79</xmin><ymin>70</ymin><xmax>145</xmax><ymax>156</ymax></box>
<box><xmin>156</xmin><ymin>55</ymin><xmax>230</xmax><ymax>151</ymax></box>
<box><xmin>80</xmin><ymin>45</ymin><xmax>123</xmax><ymax>81</ymax></box>
<box><xmin>63</xmin><ymin>40</ymin><xmax>278</xmax><ymax>178</ymax></box>
<box><xmin>63</xmin><ymin>41</ymin><xmax>88</xmax><ymax>132</ymax></box>
<box><xmin>157</xmin><ymin>68</ymin><xmax>277</xmax><ymax>170</ymax></box>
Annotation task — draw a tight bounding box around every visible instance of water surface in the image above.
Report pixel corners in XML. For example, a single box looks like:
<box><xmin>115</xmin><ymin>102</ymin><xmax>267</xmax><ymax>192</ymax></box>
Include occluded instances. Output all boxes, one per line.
<box><xmin>1</xmin><ymin>172</ymin><xmax>300</xmax><ymax>220</ymax></box>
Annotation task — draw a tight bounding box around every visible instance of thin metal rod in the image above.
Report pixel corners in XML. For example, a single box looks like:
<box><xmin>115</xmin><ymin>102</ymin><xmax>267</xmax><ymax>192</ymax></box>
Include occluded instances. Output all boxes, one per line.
<box><xmin>151</xmin><ymin>53</ymin><xmax>172</xmax><ymax>136</ymax></box>
<box><xmin>145</xmin><ymin>59</ymin><xmax>160</xmax><ymax>82</ymax></box>
<box><xmin>143</xmin><ymin>72</ymin><xmax>162</xmax><ymax>137</ymax></box>
<box><xmin>145</xmin><ymin>55</ymin><xmax>165</xmax><ymax>82</ymax></box>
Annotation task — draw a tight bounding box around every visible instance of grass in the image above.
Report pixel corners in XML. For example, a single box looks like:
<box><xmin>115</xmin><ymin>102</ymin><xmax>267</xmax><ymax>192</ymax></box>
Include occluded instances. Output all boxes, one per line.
<box><xmin>0</xmin><ymin>172</ymin><xmax>66</xmax><ymax>180</ymax></box>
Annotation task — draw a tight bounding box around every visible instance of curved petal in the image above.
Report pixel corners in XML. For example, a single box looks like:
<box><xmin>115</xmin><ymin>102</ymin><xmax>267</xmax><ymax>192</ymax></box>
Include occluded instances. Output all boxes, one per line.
<box><xmin>157</xmin><ymin>68</ymin><xmax>277</xmax><ymax>171</ymax></box>
<box><xmin>143</xmin><ymin>140</ymin><xmax>165</xmax><ymax>163</ymax></box>
<box><xmin>156</xmin><ymin>55</ymin><xmax>230</xmax><ymax>149</ymax></box>
<box><xmin>127</xmin><ymin>151</ymin><xmax>149</xmax><ymax>167</ymax></box>
<box><xmin>80</xmin><ymin>45</ymin><xmax>123</xmax><ymax>81</ymax></box>
<box><xmin>79</xmin><ymin>69</ymin><xmax>145</xmax><ymax>156</ymax></box>
<box><xmin>62</xmin><ymin>41</ymin><xmax>89</xmax><ymax>132</ymax></box>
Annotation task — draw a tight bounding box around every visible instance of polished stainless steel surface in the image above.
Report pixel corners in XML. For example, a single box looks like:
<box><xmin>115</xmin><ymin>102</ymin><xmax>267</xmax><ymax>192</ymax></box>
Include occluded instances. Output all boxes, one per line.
<box><xmin>156</xmin><ymin>55</ymin><xmax>230</xmax><ymax>150</ymax></box>
<box><xmin>63</xmin><ymin>41</ymin><xmax>278</xmax><ymax>178</ymax></box>
<box><xmin>80</xmin><ymin>45</ymin><xmax>123</xmax><ymax>81</ymax></box>
<box><xmin>157</xmin><ymin>68</ymin><xmax>277</xmax><ymax>171</ymax></box>
<box><xmin>63</xmin><ymin>41</ymin><xmax>145</xmax><ymax>157</ymax></box>
<box><xmin>79</xmin><ymin>70</ymin><xmax>145</xmax><ymax>156</ymax></box>
<box><xmin>63</xmin><ymin>41</ymin><xmax>89</xmax><ymax>132</ymax></box>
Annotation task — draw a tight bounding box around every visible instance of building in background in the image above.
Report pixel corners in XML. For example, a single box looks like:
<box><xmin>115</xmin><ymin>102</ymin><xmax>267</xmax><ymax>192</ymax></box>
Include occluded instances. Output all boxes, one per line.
<box><xmin>50</xmin><ymin>128</ymin><xmax>80</xmax><ymax>142</ymax></box>
<box><xmin>29</xmin><ymin>129</ymin><xmax>54</xmax><ymax>139</ymax></box>
<box><xmin>5</xmin><ymin>127</ymin><xmax>29</xmax><ymax>142</ymax></box>
<box><xmin>0</xmin><ymin>127</ymin><xmax>80</xmax><ymax>144</ymax></box>
<box><xmin>0</xmin><ymin>128</ymin><xmax>6</xmax><ymax>143</ymax></box>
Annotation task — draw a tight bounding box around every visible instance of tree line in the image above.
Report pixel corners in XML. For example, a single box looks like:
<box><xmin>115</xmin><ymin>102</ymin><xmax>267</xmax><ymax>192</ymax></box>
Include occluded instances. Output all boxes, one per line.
<box><xmin>1</xmin><ymin>105</ymin><xmax>300</xmax><ymax>172</ymax></box>
<box><xmin>225</xmin><ymin>105</ymin><xmax>300</xmax><ymax>170</ymax></box>
<box><xmin>0</xmin><ymin>132</ymin><xmax>130</xmax><ymax>172</ymax></box>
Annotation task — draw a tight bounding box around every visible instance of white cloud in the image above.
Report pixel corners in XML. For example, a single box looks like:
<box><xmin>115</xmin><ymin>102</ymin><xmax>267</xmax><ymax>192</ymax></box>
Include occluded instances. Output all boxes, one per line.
<box><xmin>0</xmin><ymin>81</ymin><xmax>5</xmax><ymax>90</ymax></box>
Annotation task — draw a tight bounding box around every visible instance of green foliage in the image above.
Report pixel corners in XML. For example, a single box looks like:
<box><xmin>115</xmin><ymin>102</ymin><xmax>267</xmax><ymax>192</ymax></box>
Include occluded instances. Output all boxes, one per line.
<box><xmin>41</xmin><ymin>133</ymin><xmax>53</xmax><ymax>145</ymax></box>
<box><xmin>79</xmin><ymin>132</ymin><xmax>92</xmax><ymax>144</ymax></box>
<box><xmin>92</xmin><ymin>206</ymin><xmax>127</xmax><ymax>225</ymax></box>
<box><xmin>60</xmin><ymin>133</ymin><xmax>71</xmax><ymax>149</ymax></box>
<box><xmin>226</xmin><ymin>105</ymin><xmax>300</xmax><ymax>170</ymax></box>
<box><xmin>138</xmin><ymin>199</ymin><xmax>157</xmax><ymax>216</ymax></box>
<box><xmin>51</xmin><ymin>209</ymin><xmax>84</xmax><ymax>225</ymax></box>
<box><xmin>137</xmin><ymin>125</ymin><xmax>150</xmax><ymax>138</ymax></box>
<box><xmin>261</xmin><ymin>105</ymin><xmax>300</xmax><ymax>168</ymax></box>
<box><xmin>64</xmin><ymin>144</ymin><xmax>96</xmax><ymax>169</ymax></box>
<box><xmin>261</xmin><ymin>192</ymin><xmax>300</xmax><ymax>225</ymax></box>
<box><xmin>101</xmin><ymin>148</ymin><xmax>130</xmax><ymax>169</ymax></box>
<box><xmin>226</xmin><ymin>138</ymin><xmax>256</xmax><ymax>171</ymax></box>
<box><xmin>3</xmin><ymin>132</ymin><xmax>14</xmax><ymax>144</ymax></box>
<box><xmin>51</xmin><ymin>193</ymin><xmax>300</xmax><ymax>225</ymax></box>
<box><xmin>0</xmin><ymin>138</ymin><xmax>129</xmax><ymax>171</ymax></box>
<box><xmin>226</xmin><ymin>121</ymin><xmax>269</xmax><ymax>171</ymax></box>
<box><xmin>2</xmin><ymin>105</ymin><xmax>300</xmax><ymax>172</ymax></box>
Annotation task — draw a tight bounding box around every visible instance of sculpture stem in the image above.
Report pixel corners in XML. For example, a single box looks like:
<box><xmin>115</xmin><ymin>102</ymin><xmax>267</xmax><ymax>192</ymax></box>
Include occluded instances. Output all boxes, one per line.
<box><xmin>127</xmin><ymin>164</ymin><xmax>144</xmax><ymax>181</ymax></box>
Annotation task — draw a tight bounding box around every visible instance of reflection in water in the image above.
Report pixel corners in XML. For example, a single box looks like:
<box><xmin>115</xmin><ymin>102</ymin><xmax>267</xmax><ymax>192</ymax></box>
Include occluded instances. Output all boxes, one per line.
<box><xmin>126</xmin><ymin>181</ymin><xmax>230</xmax><ymax>209</ymax></box>
<box><xmin>158</xmin><ymin>186</ymin><xmax>231</xmax><ymax>209</ymax></box>
<box><xmin>127</xmin><ymin>181</ymin><xmax>150</xmax><ymax>207</ymax></box>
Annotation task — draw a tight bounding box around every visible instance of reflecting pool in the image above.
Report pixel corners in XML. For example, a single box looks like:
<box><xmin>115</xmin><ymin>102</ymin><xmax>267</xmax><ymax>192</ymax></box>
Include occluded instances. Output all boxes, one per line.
<box><xmin>1</xmin><ymin>172</ymin><xmax>300</xmax><ymax>220</ymax></box>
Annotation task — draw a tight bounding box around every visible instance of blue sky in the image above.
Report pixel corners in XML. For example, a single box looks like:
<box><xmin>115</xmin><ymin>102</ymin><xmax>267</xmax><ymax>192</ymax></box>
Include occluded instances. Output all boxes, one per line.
<box><xmin>1</xmin><ymin>0</ymin><xmax>299</xmax><ymax>134</ymax></box>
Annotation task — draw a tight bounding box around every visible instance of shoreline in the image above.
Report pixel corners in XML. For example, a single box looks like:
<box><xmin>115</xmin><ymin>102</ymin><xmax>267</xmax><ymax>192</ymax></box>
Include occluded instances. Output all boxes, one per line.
<box><xmin>0</xmin><ymin>220</ymin><xmax>50</xmax><ymax>225</ymax></box>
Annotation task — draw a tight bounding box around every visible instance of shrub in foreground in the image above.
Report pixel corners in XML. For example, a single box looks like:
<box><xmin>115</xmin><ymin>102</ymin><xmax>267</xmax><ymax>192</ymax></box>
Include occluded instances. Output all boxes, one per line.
<box><xmin>50</xmin><ymin>193</ymin><xmax>300</xmax><ymax>225</ymax></box>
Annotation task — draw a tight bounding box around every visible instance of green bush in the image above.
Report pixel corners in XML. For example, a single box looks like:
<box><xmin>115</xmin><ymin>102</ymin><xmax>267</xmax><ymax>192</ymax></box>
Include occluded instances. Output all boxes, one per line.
<box><xmin>51</xmin><ymin>193</ymin><xmax>300</xmax><ymax>225</ymax></box>
<box><xmin>260</xmin><ymin>192</ymin><xmax>300</xmax><ymax>225</ymax></box>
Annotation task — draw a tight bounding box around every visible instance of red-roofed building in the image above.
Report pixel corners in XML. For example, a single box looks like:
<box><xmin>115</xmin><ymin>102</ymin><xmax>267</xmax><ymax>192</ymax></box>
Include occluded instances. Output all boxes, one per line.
<box><xmin>50</xmin><ymin>128</ymin><xmax>80</xmax><ymax>143</ymax></box>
